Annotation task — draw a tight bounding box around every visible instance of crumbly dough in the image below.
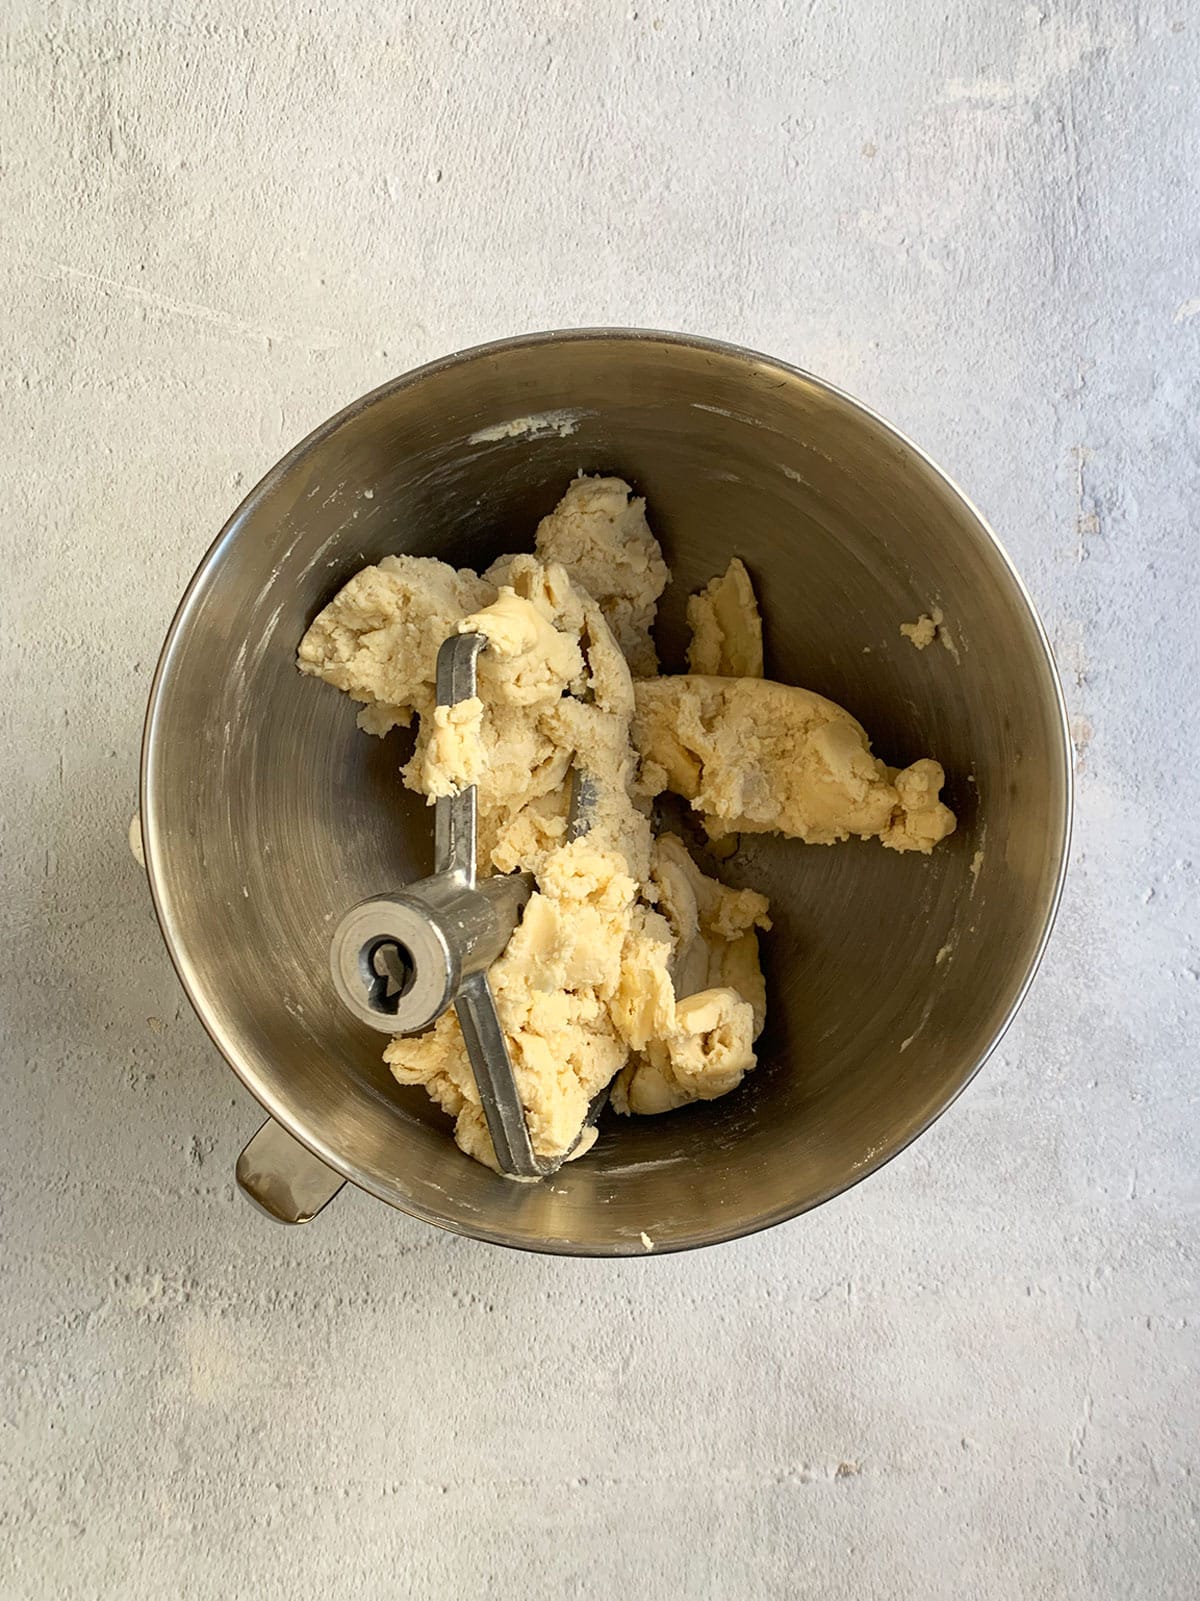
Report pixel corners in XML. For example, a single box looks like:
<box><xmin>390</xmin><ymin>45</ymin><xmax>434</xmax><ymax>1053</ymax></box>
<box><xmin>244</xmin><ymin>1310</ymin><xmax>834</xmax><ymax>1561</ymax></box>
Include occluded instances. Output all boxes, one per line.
<box><xmin>297</xmin><ymin>554</ymin><xmax>494</xmax><ymax>736</ymax></box>
<box><xmin>299</xmin><ymin>478</ymin><xmax>770</xmax><ymax>1170</ymax></box>
<box><xmin>633</xmin><ymin>675</ymin><xmax>955</xmax><ymax>853</ymax></box>
<box><xmin>612</xmin><ymin>834</ymin><xmax>770</xmax><ymax>1114</ymax></box>
<box><xmin>528</xmin><ymin>475</ymin><xmax>669</xmax><ymax>676</ymax></box>
<box><xmin>685</xmin><ymin>558</ymin><xmax>762</xmax><ymax>857</ymax></box>
<box><xmin>299</xmin><ymin>475</ymin><xmax>955</xmax><ymax>1170</ymax></box>
<box><xmin>418</xmin><ymin>698</ymin><xmax>485</xmax><ymax>797</ymax></box>
<box><xmin>900</xmin><ymin>608</ymin><xmax>942</xmax><ymax>650</ymax></box>
<box><xmin>687</xmin><ymin>557</ymin><xmax>764</xmax><ymax>677</ymax></box>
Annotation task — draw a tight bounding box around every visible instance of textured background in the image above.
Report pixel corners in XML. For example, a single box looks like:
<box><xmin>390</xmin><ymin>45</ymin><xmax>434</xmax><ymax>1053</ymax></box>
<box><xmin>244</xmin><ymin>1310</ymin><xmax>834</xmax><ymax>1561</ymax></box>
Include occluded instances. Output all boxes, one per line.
<box><xmin>2</xmin><ymin>2</ymin><xmax>1197</xmax><ymax>1596</ymax></box>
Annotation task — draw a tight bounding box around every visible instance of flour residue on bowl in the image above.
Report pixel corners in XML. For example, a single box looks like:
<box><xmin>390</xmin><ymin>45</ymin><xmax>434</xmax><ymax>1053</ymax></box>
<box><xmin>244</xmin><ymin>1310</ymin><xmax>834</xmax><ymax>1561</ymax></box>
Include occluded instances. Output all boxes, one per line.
<box><xmin>691</xmin><ymin>401</ymin><xmax>761</xmax><ymax>427</ymax></box>
<box><xmin>468</xmin><ymin>409</ymin><xmax>589</xmax><ymax>444</ymax></box>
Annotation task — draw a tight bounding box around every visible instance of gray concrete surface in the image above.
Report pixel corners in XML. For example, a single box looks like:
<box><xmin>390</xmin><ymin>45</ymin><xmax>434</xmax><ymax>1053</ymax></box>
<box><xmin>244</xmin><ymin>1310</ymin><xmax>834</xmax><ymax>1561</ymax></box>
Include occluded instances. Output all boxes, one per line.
<box><xmin>2</xmin><ymin>2</ymin><xmax>1197</xmax><ymax>1596</ymax></box>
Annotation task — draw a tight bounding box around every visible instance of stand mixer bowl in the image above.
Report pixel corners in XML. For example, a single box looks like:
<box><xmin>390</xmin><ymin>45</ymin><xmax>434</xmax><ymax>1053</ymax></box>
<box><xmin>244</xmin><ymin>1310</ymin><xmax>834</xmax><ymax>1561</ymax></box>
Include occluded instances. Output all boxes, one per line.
<box><xmin>141</xmin><ymin>329</ymin><xmax>1071</xmax><ymax>1255</ymax></box>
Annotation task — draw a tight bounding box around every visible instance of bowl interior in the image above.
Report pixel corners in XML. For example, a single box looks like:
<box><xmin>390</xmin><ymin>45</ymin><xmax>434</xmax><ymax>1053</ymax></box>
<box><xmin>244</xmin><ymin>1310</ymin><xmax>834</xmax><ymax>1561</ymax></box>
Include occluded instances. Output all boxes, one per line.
<box><xmin>143</xmin><ymin>332</ymin><xmax>1070</xmax><ymax>1253</ymax></box>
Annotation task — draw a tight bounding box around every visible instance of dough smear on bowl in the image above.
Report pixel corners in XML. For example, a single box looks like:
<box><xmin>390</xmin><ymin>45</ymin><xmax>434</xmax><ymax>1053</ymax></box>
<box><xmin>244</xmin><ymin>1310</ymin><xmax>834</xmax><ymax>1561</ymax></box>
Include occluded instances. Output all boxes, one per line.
<box><xmin>299</xmin><ymin>476</ymin><xmax>955</xmax><ymax>1171</ymax></box>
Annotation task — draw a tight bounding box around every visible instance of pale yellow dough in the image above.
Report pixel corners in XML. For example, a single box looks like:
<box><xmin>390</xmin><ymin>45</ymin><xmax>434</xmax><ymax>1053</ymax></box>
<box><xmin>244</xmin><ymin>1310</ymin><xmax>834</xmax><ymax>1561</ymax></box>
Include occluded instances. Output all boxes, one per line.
<box><xmin>900</xmin><ymin>608</ymin><xmax>942</xmax><ymax>650</ymax></box>
<box><xmin>528</xmin><ymin>475</ymin><xmax>669</xmax><ymax>676</ymax></box>
<box><xmin>687</xmin><ymin>558</ymin><xmax>764</xmax><ymax>678</ymax></box>
<box><xmin>418</xmin><ymin>698</ymin><xmax>485</xmax><ymax>797</ymax></box>
<box><xmin>299</xmin><ymin>478</ymin><xmax>770</xmax><ymax>1171</ymax></box>
<box><xmin>633</xmin><ymin>675</ymin><xmax>955</xmax><ymax>853</ymax></box>
<box><xmin>298</xmin><ymin>475</ymin><xmax>955</xmax><ymax>1171</ymax></box>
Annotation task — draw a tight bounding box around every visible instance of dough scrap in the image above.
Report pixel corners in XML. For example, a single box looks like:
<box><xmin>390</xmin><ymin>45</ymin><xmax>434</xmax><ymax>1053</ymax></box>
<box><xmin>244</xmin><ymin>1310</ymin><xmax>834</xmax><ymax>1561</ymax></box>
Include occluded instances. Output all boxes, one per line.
<box><xmin>900</xmin><ymin>608</ymin><xmax>942</xmax><ymax>650</ymax></box>
<box><xmin>633</xmin><ymin>675</ymin><xmax>955</xmax><ymax>853</ymax></box>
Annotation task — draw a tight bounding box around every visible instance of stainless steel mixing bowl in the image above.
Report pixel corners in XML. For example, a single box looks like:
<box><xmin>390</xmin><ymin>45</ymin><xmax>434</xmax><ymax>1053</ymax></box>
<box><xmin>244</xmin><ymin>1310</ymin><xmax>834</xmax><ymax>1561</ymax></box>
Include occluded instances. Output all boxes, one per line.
<box><xmin>142</xmin><ymin>329</ymin><xmax>1071</xmax><ymax>1254</ymax></box>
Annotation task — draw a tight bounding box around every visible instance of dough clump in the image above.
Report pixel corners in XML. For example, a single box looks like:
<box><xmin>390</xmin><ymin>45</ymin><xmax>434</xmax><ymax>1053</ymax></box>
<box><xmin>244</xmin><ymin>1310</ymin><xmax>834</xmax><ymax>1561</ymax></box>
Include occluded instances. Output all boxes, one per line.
<box><xmin>687</xmin><ymin>557</ymin><xmax>764</xmax><ymax>678</ymax></box>
<box><xmin>633</xmin><ymin>676</ymin><xmax>955</xmax><ymax>853</ymax></box>
<box><xmin>300</xmin><ymin>478</ymin><xmax>768</xmax><ymax>1169</ymax></box>
<box><xmin>900</xmin><ymin>608</ymin><xmax>942</xmax><ymax>650</ymax></box>
<box><xmin>299</xmin><ymin>476</ymin><xmax>954</xmax><ymax>1170</ymax></box>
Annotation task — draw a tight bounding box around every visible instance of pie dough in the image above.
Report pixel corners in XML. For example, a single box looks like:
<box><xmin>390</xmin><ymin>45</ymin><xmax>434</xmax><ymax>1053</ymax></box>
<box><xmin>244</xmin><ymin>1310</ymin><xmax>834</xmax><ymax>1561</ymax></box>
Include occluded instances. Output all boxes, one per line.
<box><xmin>298</xmin><ymin>476</ymin><xmax>954</xmax><ymax>1170</ymax></box>
<box><xmin>686</xmin><ymin>558</ymin><xmax>764</xmax><ymax>678</ymax></box>
<box><xmin>633</xmin><ymin>676</ymin><xmax>955</xmax><ymax>853</ymax></box>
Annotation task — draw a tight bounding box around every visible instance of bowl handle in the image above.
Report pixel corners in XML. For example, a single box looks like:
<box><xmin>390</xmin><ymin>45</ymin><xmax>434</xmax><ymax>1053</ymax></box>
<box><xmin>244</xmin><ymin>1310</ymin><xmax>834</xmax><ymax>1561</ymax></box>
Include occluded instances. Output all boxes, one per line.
<box><xmin>235</xmin><ymin>1119</ymin><xmax>345</xmax><ymax>1224</ymax></box>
